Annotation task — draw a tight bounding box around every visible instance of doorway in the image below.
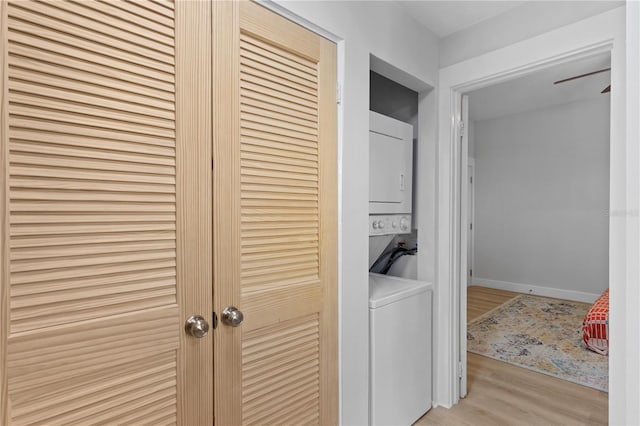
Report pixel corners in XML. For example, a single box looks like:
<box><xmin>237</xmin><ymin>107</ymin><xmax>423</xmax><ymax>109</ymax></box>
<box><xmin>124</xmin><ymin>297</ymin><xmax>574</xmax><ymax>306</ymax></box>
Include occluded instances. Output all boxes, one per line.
<box><xmin>448</xmin><ymin>41</ymin><xmax>622</xmax><ymax>407</ymax></box>
<box><xmin>434</xmin><ymin>13</ymin><xmax>627</xmax><ymax>407</ymax></box>
<box><xmin>460</xmin><ymin>52</ymin><xmax>611</xmax><ymax>407</ymax></box>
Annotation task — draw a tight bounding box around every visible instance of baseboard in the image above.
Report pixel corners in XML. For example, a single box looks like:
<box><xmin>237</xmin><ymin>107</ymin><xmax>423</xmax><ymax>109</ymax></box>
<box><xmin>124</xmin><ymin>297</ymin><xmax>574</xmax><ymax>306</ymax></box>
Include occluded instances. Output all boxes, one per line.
<box><xmin>471</xmin><ymin>278</ymin><xmax>601</xmax><ymax>303</ymax></box>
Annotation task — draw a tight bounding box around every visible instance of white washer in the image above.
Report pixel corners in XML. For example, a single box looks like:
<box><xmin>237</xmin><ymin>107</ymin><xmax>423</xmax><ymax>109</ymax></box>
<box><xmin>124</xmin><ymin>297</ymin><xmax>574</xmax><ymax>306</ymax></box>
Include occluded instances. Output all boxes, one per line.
<box><xmin>369</xmin><ymin>273</ymin><xmax>432</xmax><ymax>426</ymax></box>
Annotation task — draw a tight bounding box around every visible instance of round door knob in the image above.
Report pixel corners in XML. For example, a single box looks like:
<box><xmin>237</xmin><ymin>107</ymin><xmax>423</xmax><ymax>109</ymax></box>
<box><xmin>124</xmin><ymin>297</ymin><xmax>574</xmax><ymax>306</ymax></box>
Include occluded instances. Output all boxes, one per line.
<box><xmin>185</xmin><ymin>315</ymin><xmax>209</xmax><ymax>338</ymax></box>
<box><xmin>221</xmin><ymin>306</ymin><xmax>244</xmax><ymax>327</ymax></box>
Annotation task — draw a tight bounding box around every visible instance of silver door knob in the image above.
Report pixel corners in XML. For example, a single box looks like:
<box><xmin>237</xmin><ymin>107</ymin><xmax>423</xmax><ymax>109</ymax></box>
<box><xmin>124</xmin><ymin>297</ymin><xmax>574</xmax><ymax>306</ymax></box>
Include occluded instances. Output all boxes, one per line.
<box><xmin>221</xmin><ymin>306</ymin><xmax>244</xmax><ymax>327</ymax></box>
<box><xmin>185</xmin><ymin>315</ymin><xmax>209</xmax><ymax>338</ymax></box>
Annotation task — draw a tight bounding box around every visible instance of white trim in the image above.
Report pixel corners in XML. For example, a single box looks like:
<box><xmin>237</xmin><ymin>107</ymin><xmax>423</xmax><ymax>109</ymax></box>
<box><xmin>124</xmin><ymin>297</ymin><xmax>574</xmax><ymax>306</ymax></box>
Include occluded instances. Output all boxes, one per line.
<box><xmin>437</xmin><ymin>6</ymin><xmax>627</xmax><ymax>411</ymax></box>
<box><xmin>471</xmin><ymin>278</ymin><xmax>601</xmax><ymax>304</ymax></box>
<box><xmin>615</xmin><ymin>2</ymin><xmax>640</xmax><ymax>424</ymax></box>
<box><xmin>336</xmin><ymin>44</ymin><xmax>344</xmax><ymax>426</ymax></box>
<box><xmin>256</xmin><ymin>0</ymin><xmax>341</xmax><ymax>43</ymax></box>
<box><xmin>457</xmin><ymin>95</ymin><xmax>469</xmax><ymax>399</ymax></box>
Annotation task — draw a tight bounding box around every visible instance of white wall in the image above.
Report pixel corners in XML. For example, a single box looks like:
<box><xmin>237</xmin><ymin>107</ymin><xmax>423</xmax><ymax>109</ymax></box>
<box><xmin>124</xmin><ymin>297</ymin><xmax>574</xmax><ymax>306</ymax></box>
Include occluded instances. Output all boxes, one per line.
<box><xmin>439</xmin><ymin>1</ymin><xmax>623</xmax><ymax>67</ymax></box>
<box><xmin>369</xmin><ymin>71</ymin><xmax>418</xmax><ymax>135</ymax></box>
<box><xmin>472</xmin><ymin>98</ymin><xmax>610</xmax><ymax>301</ymax></box>
<box><xmin>369</xmin><ymin>235</ymin><xmax>393</xmax><ymax>268</ymax></box>
<box><xmin>271</xmin><ymin>2</ymin><xmax>439</xmax><ymax>424</ymax></box>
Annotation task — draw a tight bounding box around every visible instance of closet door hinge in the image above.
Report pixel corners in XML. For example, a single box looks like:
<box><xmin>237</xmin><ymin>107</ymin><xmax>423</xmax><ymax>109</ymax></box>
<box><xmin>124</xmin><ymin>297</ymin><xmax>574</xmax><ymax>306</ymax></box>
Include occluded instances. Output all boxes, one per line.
<box><xmin>458</xmin><ymin>120</ymin><xmax>465</xmax><ymax>138</ymax></box>
<box><xmin>458</xmin><ymin>362</ymin><xmax>464</xmax><ymax>379</ymax></box>
<box><xmin>336</xmin><ymin>83</ymin><xmax>342</xmax><ymax>105</ymax></box>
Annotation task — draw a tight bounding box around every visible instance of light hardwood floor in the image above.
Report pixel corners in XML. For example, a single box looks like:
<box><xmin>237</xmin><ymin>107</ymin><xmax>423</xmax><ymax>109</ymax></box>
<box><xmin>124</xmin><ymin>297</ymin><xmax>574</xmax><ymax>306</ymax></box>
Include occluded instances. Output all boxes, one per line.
<box><xmin>416</xmin><ymin>286</ymin><xmax>608</xmax><ymax>426</ymax></box>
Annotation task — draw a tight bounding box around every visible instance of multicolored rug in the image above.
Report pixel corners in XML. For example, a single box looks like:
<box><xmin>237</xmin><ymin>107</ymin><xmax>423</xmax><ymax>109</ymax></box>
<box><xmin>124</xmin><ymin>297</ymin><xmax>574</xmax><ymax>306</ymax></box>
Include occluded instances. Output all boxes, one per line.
<box><xmin>467</xmin><ymin>294</ymin><xmax>608</xmax><ymax>392</ymax></box>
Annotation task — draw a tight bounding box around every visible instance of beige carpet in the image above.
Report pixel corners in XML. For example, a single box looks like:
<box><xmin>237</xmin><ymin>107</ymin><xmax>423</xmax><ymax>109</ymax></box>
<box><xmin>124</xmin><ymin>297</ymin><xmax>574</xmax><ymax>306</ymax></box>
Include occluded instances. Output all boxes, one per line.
<box><xmin>467</xmin><ymin>294</ymin><xmax>608</xmax><ymax>392</ymax></box>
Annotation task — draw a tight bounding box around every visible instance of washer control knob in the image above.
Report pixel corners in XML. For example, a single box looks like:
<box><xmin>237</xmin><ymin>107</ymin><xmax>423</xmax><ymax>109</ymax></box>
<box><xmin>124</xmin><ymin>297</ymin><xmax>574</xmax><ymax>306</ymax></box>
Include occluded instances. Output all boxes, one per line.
<box><xmin>399</xmin><ymin>217</ymin><xmax>409</xmax><ymax>231</ymax></box>
<box><xmin>392</xmin><ymin>221</ymin><xmax>397</xmax><ymax>228</ymax></box>
<box><xmin>379</xmin><ymin>221</ymin><xmax>385</xmax><ymax>229</ymax></box>
<box><xmin>372</xmin><ymin>221</ymin><xmax>378</xmax><ymax>229</ymax></box>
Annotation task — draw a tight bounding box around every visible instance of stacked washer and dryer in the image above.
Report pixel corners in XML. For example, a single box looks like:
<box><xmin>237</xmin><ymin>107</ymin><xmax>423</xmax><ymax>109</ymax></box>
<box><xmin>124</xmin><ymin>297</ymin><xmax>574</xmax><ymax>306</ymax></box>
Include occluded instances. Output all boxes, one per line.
<box><xmin>369</xmin><ymin>111</ymin><xmax>433</xmax><ymax>425</ymax></box>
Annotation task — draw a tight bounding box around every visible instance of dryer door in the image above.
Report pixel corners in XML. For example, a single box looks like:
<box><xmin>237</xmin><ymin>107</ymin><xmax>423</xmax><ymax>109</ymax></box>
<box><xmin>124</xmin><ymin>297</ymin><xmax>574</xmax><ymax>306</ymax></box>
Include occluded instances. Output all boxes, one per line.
<box><xmin>369</xmin><ymin>131</ymin><xmax>411</xmax><ymax>205</ymax></box>
<box><xmin>369</xmin><ymin>111</ymin><xmax>413</xmax><ymax>215</ymax></box>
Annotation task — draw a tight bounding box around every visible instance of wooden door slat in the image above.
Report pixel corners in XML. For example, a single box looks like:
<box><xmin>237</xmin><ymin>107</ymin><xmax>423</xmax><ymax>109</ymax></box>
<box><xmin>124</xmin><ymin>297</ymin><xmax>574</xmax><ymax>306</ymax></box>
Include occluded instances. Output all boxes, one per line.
<box><xmin>10</xmin><ymin>152</ymin><xmax>176</xmax><ymax>175</ymax></box>
<box><xmin>7</xmin><ymin>30</ymin><xmax>174</xmax><ymax>86</ymax></box>
<box><xmin>241</xmin><ymin>88</ymin><xmax>317</xmax><ymax>118</ymax></box>
<box><xmin>77</xmin><ymin>0</ymin><xmax>174</xmax><ymax>39</ymax></box>
<box><xmin>109</xmin><ymin>0</ymin><xmax>175</xmax><ymax>29</ymax></box>
<box><xmin>9</xmin><ymin>93</ymin><xmax>175</xmax><ymax>132</ymax></box>
<box><xmin>9</xmin><ymin>43</ymin><xmax>175</xmax><ymax>94</ymax></box>
<box><xmin>11</xmin><ymin>267</ymin><xmax>176</xmax><ymax>297</ymax></box>
<box><xmin>241</xmin><ymin>80</ymin><xmax>317</xmax><ymax>111</ymax></box>
<box><xmin>239</xmin><ymin>34</ymin><xmax>318</xmax><ymax>76</ymax></box>
<box><xmin>38</xmin><ymin>0</ymin><xmax>175</xmax><ymax>50</ymax></box>
<box><xmin>7</xmin><ymin>17</ymin><xmax>174</xmax><ymax>75</ymax></box>
<box><xmin>9</xmin><ymin>71</ymin><xmax>175</xmax><ymax>116</ymax></box>
<box><xmin>9</xmin><ymin>2</ymin><xmax>175</xmax><ymax>64</ymax></box>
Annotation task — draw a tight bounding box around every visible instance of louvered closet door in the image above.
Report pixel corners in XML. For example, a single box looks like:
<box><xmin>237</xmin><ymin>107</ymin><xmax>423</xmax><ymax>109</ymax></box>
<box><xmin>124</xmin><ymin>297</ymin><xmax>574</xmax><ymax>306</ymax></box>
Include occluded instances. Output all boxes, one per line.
<box><xmin>0</xmin><ymin>1</ymin><xmax>212</xmax><ymax>424</ymax></box>
<box><xmin>213</xmin><ymin>2</ymin><xmax>338</xmax><ymax>425</ymax></box>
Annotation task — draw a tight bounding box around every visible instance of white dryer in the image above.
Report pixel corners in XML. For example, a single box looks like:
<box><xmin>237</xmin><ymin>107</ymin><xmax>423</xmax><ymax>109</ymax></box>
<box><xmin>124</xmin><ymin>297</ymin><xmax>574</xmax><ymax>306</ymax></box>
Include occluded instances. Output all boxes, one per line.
<box><xmin>369</xmin><ymin>273</ymin><xmax>432</xmax><ymax>426</ymax></box>
<box><xmin>369</xmin><ymin>111</ymin><xmax>413</xmax><ymax>237</ymax></box>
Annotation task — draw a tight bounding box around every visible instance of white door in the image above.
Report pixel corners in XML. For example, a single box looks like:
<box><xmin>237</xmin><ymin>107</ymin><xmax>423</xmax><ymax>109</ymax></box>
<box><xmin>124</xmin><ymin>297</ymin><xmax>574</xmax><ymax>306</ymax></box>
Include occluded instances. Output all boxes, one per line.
<box><xmin>459</xmin><ymin>94</ymin><xmax>470</xmax><ymax>399</ymax></box>
<box><xmin>467</xmin><ymin>161</ymin><xmax>475</xmax><ymax>285</ymax></box>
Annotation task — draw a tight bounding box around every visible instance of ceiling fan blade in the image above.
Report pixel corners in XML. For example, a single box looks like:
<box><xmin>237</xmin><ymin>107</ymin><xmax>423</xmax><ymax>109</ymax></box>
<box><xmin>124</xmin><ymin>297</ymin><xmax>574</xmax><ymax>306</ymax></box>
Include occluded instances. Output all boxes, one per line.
<box><xmin>553</xmin><ymin>68</ymin><xmax>611</xmax><ymax>85</ymax></box>
<box><xmin>601</xmin><ymin>85</ymin><xmax>611</xmax><ymax>94</ymax></box>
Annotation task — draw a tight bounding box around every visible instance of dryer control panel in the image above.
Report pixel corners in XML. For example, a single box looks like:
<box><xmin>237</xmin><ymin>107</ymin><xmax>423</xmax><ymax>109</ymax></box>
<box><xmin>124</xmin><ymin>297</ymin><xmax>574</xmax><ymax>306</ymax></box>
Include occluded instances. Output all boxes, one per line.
<box><xmin>369</xmin><ymin>214</ymin><xmax>411</xmax><ymax>236</ymax></box>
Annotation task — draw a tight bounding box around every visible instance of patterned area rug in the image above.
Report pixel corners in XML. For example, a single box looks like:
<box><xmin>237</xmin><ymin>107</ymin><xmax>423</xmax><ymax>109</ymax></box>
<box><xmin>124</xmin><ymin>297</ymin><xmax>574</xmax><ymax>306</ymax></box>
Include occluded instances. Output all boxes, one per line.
<box><xmin>467</xmin><ymin>294</ymin><xmax>608</xmax><ymax>392</ymax></box>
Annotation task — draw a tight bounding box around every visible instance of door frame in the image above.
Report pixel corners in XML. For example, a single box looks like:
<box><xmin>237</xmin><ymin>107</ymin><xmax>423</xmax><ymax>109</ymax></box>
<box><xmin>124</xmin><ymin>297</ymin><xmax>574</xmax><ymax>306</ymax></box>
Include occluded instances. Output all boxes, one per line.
<box><xmin>458</xmin><ymin>95</ymin><xmax>469</xmax><ymax>399</ymax></box>
<box><xmin>436</xmin><ymin>6</ymin><xmax>630</xmax><ymax>416</ymax></box>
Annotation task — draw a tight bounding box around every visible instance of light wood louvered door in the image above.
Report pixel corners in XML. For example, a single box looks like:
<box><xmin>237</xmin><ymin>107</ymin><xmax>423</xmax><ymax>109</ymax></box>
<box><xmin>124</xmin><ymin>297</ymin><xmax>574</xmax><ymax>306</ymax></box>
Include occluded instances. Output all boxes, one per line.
<box><xmin>213</xmin><ymin>2</ymin><xmax>338</xmax><ymax>425</ymax></box>
<box><xmin>0</xmin><ymin>1</ymin><xmax>212</xmax><ymax>425</ymax></box>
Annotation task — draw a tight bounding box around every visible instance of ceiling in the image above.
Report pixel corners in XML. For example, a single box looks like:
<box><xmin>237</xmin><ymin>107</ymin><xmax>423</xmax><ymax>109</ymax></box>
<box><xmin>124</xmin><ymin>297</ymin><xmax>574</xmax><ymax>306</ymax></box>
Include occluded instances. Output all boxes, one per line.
<box><xmin>395</xmin><ymin>1</ymin><xmax>525</xmax><ymax>38</ymax></box>
<box><xmin>468</xmin><ymin>53</ymin><xmax>611</xmax><ymax>122</ymax></box>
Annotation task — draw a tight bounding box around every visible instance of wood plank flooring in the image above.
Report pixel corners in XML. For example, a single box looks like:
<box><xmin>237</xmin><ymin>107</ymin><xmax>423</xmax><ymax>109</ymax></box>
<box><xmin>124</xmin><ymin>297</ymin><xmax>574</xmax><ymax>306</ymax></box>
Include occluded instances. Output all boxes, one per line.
<box><xmin>416</xmin><ymin>286</ymin><xmax>608</xmax><ymax>426</ymax></box>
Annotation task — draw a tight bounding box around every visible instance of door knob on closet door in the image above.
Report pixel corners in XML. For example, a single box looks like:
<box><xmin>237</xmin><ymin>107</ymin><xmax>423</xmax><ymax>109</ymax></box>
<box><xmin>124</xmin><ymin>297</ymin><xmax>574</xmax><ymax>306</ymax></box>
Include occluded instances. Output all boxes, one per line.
<box><xmin>185</xmin><ymin>315</ymin><xmax>210</xmax><ymax>338</ymax></box>
<box><xmin>221</xmin><ymin>306</ymin><xmax>244</xmax><ymax>327</ymax></box>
